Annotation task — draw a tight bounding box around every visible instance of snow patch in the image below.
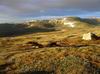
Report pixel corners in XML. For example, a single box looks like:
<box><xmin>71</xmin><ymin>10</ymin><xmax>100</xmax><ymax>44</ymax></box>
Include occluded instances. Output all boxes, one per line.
<box><xmin>64</xmin><ymin>22</ymin><xmax>75</xmax><ymax>28</ymax></box>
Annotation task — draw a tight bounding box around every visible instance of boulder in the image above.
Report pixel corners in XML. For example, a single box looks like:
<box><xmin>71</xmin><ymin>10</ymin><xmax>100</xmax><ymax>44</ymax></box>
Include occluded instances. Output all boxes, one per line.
<box><xmin>82</xmin><ymin>32</ymin><xmax>98</xmax><ymax>40</ymax></box>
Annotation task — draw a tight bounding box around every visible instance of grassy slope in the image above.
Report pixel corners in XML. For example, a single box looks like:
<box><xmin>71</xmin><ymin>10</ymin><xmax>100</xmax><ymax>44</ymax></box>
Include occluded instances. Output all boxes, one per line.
<box><xmin>0</xmin><ymin>27</ymin><xmax>100</xmax><ymax>74</ymax></box>
<box><xmin>0</xmin><ymin>17</ymin><xmax>100</xmax><ymax>74</ymax></box>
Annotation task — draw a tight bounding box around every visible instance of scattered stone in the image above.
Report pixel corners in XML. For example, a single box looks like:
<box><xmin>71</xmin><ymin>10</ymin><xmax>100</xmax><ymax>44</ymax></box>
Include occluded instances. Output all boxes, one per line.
<box><xmin>26</xmin><ymin>41</ymin><xmax>43</xmax><ymax>48</ymax></box>
<box><xmin>82</xmin><ymin>32</ymin><xmax>98</xmax><ymax>40</ymax></box>
<box><xmin>47</xmin><ymin>41</ymin><xmax>60</xmax><ymax>47</ymax></box>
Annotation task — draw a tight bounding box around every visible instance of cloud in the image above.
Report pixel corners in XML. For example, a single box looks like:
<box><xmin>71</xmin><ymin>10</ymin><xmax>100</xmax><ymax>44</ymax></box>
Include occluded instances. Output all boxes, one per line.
<box><xmin>0</xmin><ymin>0</ymin><xmax>100</xmax><ymax>12</ymax></box>
<box><xmin>0</xmin><ymin>0</ymin><xmax>100</xmax><ymax>22</ymax></box>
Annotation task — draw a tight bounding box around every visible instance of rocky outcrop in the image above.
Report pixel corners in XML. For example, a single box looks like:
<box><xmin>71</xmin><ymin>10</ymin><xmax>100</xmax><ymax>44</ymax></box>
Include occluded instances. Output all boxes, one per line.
<box><xmin>82</xmin><ymin>32</ymin><xmax>99</xmax><ymax>40</ymax></box>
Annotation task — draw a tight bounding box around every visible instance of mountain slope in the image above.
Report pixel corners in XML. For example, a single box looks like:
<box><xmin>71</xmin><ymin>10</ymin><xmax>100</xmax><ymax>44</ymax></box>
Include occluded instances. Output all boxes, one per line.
<box><xmin>0</xmin><ymin>17</ymin><xmax>100</xmax><ymax>37</ymax></box>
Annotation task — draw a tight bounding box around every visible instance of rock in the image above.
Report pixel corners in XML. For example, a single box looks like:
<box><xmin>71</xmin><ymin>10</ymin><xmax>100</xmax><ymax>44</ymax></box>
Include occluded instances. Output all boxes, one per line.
<box><xmin>26</xmin><ymin>41</ymin><xmax>43</xmax><ymax>48</ymax></box>
<box><xmin>47</xmin><ymin>41</ymin><xmax>60</xmax><ymax>47</ymax></box>
<box><xmin>82</xmin><ymin>32</ymin><xmax>98</xmax><ymax>40</ymax></box>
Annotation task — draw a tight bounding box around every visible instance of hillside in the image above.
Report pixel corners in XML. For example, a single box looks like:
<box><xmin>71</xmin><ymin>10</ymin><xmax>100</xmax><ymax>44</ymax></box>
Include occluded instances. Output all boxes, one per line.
<box><xmin>25</xmin><ymin>17</ymin><xmax>100</xmax><ymax>29</ymax></box>
<box><xmin>0</xmin><ymin>17</ymin><xmax>100</xmax><ymax>74</ymax></box>
<box><xmin>0</xmin><ymin>17</ymin><xmax>100</xmax><ymax>37</ymax></box>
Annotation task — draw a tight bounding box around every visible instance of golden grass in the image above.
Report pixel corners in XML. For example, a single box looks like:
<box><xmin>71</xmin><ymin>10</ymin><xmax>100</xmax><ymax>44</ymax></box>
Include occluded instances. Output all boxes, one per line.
<box><xmin>0</xmin><ymin>26</ymin><xmax>100</xmax><ymax>74</ymax></box>
<box><xmin>1</xmin><ymin>45</ymin><xmax>99</xmax><ymax>74</ymax></box>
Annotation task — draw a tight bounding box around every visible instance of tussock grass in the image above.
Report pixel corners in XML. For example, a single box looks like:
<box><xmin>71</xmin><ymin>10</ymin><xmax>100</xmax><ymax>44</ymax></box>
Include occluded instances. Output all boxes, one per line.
<box><xmin>0</xmin><ymin>19</ymin><xmax>100</xmax><ymax>74</ymax></box>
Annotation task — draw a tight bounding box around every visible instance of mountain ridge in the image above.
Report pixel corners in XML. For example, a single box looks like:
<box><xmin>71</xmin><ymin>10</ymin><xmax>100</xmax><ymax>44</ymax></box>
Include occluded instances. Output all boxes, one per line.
<box><xmin>0</xmin><ymin>16</ymin><xmax>100</xmax><ymax>37</ymax></box>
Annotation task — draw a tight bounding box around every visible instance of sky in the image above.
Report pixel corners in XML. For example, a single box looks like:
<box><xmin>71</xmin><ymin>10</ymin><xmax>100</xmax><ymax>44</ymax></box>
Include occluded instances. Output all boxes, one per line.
<box><xmin>0</xmin><ymin>0</ymin><xmax>100</xmax><ymax>23</ymax></box>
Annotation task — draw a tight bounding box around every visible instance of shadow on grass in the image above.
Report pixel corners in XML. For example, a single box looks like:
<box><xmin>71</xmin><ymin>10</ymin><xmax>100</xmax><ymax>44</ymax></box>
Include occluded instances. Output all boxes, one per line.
<box><xmin>0</xmin><ymin>23</ymin><xmax>56</xmax><ymax>37</ymax></box>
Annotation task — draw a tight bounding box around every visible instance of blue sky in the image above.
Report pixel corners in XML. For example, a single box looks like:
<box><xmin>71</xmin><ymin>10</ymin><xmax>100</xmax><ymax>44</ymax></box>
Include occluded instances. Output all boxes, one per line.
<box><xmin>0</xmin><ymin>0</ymin><xmax>100</xmax><ymax>23</ymax></box>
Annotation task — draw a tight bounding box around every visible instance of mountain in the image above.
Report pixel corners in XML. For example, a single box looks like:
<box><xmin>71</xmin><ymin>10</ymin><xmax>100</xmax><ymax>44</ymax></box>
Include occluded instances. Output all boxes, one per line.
<box><xmin>0</xmin><ymin>17</ymin><xmax>100</xmax><ymax>36</ymax></box>
<box><xmin>25</xmin><ymin>16</ymin><xmax>100</xmax><ymax>29</ymax></box>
